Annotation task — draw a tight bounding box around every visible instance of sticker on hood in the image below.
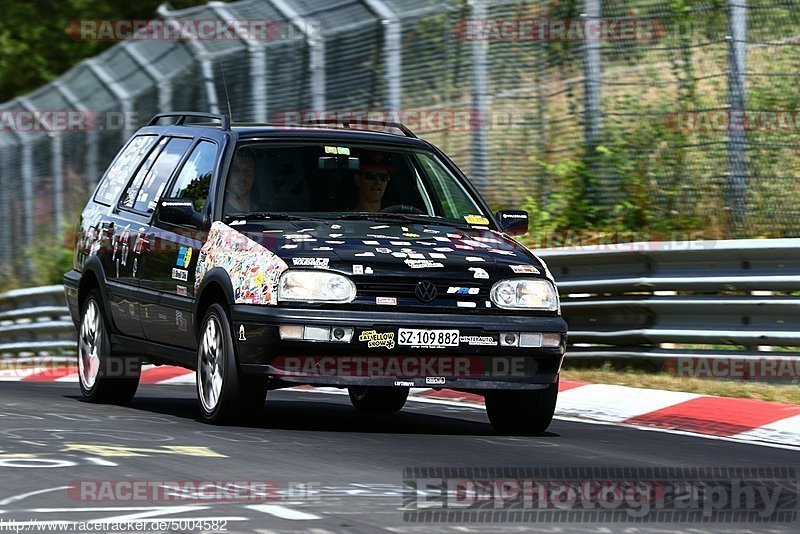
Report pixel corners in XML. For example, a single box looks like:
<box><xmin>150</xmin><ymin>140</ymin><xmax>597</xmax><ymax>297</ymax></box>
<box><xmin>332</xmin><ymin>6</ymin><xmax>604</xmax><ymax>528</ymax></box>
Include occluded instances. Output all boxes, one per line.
<box><xmin>195</xmin><ymin>222</ymin><xmax>289</xmax><ymax>305</ymax></box>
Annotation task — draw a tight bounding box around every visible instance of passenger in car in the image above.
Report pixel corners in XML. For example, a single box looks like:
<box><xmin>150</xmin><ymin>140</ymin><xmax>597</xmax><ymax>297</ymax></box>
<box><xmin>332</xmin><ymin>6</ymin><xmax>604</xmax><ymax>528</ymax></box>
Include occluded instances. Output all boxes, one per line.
<box><xmin>352</xmin><ymin>162</ymin><xmax>393</xmax><ymax>212</ymax></box>
<box><xmin>224</xmin><ymin>149</ymin><xmax>257</xmax><ymax>214</ymax></box>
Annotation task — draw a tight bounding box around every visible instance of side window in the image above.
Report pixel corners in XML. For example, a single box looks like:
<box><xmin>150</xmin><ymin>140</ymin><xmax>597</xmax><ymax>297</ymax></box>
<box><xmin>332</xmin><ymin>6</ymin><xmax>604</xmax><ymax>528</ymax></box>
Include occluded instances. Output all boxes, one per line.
<box><xmin>167</xmin><ymin>140</ymin><xmax>218</xmax><ymax>213</ymax></box>
<box><xmin>414</xmin><ymin>152</ymin><xmax>483</xmax><ymax>219</ymax></box>
<box><xmin>121</xmin><ymin>137</ymin><xmax>193</xmax><ymax>213</ymax></box>
<box><xmin>121</xmin><ymin>137</ymin><xmax>168</xmax><ymax>210</ymax></box>
<box><xmin>94</xmin><ymin>135</ymin><xmax>157</xmax><ymax>206</ymax></box>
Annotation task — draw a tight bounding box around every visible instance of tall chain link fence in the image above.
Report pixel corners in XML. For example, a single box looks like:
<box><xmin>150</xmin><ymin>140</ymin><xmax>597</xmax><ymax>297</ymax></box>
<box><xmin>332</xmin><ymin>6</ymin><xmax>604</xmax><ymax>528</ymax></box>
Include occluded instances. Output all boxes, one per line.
<box><xmin>0</xmin><ymin>0</ymin><xmax>798</xmax><ymax>284</ymax></box>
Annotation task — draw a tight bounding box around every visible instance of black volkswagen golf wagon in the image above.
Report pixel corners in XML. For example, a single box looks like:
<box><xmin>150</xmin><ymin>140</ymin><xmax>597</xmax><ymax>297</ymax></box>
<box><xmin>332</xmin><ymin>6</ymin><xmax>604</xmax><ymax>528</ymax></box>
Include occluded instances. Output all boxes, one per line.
<box><xmin>64</xmin><ymin>112</ymin><xmax>567</xmax><ymax>434</ymax></box>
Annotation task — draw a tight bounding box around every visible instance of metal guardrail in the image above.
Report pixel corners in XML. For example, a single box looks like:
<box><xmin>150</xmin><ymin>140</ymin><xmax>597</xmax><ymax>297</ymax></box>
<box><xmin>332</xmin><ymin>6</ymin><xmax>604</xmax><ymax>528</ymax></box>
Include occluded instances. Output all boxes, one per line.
<box><xmin>1</xmin><ymin>239</ymin><xmax>798</xmax><ymax>370</ymax></box>
<box><xmin>0</xmin><ymin>285</ymin><xmax>75</xmax><ymax>356</ymax></box>
<box><xmin>537</xmin><ymin>238</ymin><xmax>800</xmax><ymax>365</ymax></box>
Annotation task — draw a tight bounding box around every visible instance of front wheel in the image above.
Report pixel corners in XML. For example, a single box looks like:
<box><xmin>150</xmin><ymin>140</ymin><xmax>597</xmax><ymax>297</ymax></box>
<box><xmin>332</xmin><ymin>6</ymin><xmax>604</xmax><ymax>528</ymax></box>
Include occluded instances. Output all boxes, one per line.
<box><xmin>348</xmin><ymin>386</ymin><xmax>409</xmax><ymax>413</ymax></box>
<box><xmin>196</xmin><ymin>304</ymin><xmax>267</xmax><ymax>424</ymax></box>
<box><xmin>484</xmin><ymin>380</ymin><xmax>559</xmax><ymax>435</ymax></box>
<box><xmin>78</xmin><ymin>289</ymin><xmax>140</xmax><ymax>404</ymax></box>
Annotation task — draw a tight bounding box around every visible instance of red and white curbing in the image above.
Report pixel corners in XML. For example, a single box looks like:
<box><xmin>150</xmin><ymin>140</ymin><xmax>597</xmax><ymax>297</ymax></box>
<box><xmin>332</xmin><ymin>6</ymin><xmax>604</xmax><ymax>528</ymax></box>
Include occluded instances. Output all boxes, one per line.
<box><xmin>2</xmin><ymin>366</ymin><xmax>798</xmax><ymax>448</ymax></box>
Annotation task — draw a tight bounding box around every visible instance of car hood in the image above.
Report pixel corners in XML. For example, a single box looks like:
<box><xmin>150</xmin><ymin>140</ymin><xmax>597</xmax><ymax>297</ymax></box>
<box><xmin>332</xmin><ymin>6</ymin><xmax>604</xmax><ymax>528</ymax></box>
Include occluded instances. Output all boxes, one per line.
<box><xmin>228</xmin><ymin>217</ymin><xmax>551</xmax><ymax>281</ymax></box>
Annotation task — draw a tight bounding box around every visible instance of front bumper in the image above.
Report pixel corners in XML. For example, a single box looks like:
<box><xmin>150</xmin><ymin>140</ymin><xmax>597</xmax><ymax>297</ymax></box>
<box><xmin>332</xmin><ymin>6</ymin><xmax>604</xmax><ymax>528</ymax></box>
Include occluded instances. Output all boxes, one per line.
<box><xmin>231</xmin><ymin>305</ymin><xmax>567</xmax><ymax>390</ymax></box>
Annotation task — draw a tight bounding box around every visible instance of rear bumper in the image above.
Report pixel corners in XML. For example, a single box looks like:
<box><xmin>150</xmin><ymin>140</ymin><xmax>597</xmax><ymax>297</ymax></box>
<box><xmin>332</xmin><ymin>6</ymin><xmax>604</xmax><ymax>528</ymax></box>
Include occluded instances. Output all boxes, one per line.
<box><xmin>231</xmin><ymin>305</ymin><xmax>567</xmax><ymax>390</ymax></box>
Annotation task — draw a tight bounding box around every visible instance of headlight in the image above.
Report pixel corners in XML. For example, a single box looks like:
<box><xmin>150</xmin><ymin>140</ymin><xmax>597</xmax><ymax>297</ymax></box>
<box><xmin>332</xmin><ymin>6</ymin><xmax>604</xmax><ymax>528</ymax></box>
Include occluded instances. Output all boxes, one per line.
<box><xmin>490</xmin><ymin>278</ymin><xmax>559</xmax><ymax>311</ymax></box>
<box><xmin>278</xmin><ymin>270</ymin><xmax>356</xmax><ymax>303</ymax></box>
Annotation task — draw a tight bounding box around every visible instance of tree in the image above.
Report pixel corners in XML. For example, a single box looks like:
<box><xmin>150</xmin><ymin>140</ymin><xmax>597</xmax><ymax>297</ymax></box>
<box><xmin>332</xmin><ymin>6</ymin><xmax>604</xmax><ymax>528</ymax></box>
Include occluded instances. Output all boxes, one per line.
<box><xmin>0</xmin><ymin>0</ymin><xmax>216</xmax><ymax>102</ymax></box>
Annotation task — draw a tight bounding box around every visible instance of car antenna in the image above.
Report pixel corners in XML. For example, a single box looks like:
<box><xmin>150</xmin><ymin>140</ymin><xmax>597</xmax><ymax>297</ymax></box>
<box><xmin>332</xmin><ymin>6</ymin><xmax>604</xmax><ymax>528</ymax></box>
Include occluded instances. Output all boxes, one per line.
<box><xmin>219</xmin><ymin>60</ymin><xmax>234</xmax><ymax>123</ymax></box>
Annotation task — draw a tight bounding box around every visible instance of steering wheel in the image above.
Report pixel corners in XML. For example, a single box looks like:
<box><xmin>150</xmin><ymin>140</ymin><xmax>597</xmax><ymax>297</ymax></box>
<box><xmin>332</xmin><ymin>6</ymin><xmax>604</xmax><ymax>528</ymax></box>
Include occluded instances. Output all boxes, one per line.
<box><xmin>380</xmin><ymin>204</ymin><xmax>424</xmax><ymax>214</ymax></box>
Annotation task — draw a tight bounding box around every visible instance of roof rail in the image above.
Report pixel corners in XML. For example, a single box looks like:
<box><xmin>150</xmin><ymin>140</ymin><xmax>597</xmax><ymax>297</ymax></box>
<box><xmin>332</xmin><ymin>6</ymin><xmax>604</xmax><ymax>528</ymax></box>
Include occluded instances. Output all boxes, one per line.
<box><xmin>301</xmin><ymin>118</ymin><xmax>417</xmax><ymax>139</ymax></box>
<box><xmin>147</xmin><ymin>112</ymin><xmax>231</xmax><ymax>131</ymax></box>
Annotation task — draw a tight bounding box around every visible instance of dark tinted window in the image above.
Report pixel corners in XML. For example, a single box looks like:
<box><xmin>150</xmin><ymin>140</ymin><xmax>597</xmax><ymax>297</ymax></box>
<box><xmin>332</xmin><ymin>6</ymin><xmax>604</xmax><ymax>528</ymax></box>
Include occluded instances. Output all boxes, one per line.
<box><xmin>94</xmin><ymin>135</ymin><xmax>157</xmax><ymax>206</ymax></box>
<box><xmin>168</xmin><ymin>140</ymin><xmax>217</xmax><ymax>213</ymax></box>
<box><xmin>121</xmin><ymin>137</ymin><xmax>168</xmax><ymax>210</ymax></box>
<box><xmin>121</xmin><ymin>137</ymin><xmax>192</xmax><ymax>213</ymax></box>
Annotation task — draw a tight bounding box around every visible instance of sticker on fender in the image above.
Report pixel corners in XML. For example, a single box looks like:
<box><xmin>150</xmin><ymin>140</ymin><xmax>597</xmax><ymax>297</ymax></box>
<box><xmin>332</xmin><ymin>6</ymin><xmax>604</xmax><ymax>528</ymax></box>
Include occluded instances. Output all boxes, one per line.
<box><xmin>399</xmin><ymin>328</ymin><xmax>459</xmax><ymax>348</ymax></box>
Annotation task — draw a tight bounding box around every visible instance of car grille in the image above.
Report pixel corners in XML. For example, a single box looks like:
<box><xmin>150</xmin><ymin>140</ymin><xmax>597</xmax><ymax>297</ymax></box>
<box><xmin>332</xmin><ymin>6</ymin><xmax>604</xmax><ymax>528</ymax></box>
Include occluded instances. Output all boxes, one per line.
<box><xmin>357</xmin><ymin>279</ymin><xmax>491</xmax><ymax>301</ymax></box>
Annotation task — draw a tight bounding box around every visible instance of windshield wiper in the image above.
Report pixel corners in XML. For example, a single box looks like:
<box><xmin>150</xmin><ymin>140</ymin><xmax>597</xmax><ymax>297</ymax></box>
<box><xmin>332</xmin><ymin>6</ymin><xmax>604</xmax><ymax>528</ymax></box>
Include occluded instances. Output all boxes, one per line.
<box><xmin>223</xmin><ymin>212</ymin><xmax>322</xmax><ymax>222</ymax></box>
<box><xmin>332</xmin><ymin>212</ymin><xmax>477</xmax><ymax>229</ymax></box>
<box><xmin>332</xmin><ymin>212</ymin><xmax>442</xmax><ymax>224</ymax></box>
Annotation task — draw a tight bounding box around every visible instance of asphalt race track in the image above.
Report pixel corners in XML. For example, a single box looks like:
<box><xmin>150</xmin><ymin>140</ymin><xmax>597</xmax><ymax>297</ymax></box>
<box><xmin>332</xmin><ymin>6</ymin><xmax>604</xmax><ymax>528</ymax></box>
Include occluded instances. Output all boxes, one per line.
<box><xmin>0</xmin><ymin>382</ymin><xmax>796</xmax><ymax>533</ymax></box>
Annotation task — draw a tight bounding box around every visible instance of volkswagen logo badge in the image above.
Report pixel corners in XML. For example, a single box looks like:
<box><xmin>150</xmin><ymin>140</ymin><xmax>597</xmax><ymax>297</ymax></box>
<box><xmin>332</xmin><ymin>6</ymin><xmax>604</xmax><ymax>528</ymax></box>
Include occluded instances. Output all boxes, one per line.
<box><xmin>415</xmin><ymin>280</ymin><xmax>437</xmax><ymax>302</ymax></box>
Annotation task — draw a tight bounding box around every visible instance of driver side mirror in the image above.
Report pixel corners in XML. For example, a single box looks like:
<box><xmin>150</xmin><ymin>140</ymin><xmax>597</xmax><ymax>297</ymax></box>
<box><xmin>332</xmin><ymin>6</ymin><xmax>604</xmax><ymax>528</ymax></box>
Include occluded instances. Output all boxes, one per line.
<box><xmin>496</xmin><ymin>210</ymin><xmax>529</xmax><ymax>235</ymax></box>
<box><xmin>157</xmin><ymin>198</ymin><xmax>206</xmax><ymax>228</ymax></box>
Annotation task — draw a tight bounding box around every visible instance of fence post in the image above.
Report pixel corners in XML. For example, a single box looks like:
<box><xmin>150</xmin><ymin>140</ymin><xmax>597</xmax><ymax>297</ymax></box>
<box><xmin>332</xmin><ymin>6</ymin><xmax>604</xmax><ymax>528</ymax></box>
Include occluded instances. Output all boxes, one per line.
<box><xmin>727</xmin><ymin>0</ymin><xmax>747</xmax><ymax>229</ymax></box>
<box><xmin>157</xmin><ymin>6</ymin><xmax>220</xmax><ymax>115</ymax></box>
<box><xmin>54</xmin><ymin>79</ymin><xmax>99</xmax><ymax>190</ymax></box>
<box><xmin>469</xmin><ymin>0</ymin><xmax>489</xmax><ymax>193</ymax></box>
<box><xmin>124</xmin><ymin>41</ymin><xmax>174</xmax><ymax>114</ymax></box>
<box><xmin>18</xmin><ymin>96</ymin><xmax>64</xmax><ymax>240</ymax></box>
<box><xmin>209</xmin><ymin>2</ymin><xmax>268</xmax><ymax>122</ymax></box>
<box><xmin>582</xmin><ymin>0</ymin><xmax>602</xmax><ymax>206</ymax></box>
<box><xmin>270</xmin><ymin>0</ymin><xmax>326</xmax><ymax>113</ymax></box>
<box><xmin>363</xmin><ymin>0</ymin><xmax>402</xmax><ymax>114</ymax></box>
<box><xmin>21</xmin><ymin>138</ymin><xmax>34</xmax><ymax>280</ymax></box>
<box><xmin>86</xmin><ymin>59</ymin><xmax>136</xmax><ymax>144</ymax></box>
<box><xmin>7</xmin><ymin>98</ymin><xmax>36</xmax><ymax>280</ymax></box>
<box><xmin>0</xmin><ymin>136</ymin><xmax>13</xmax><ymax>269</ymax></box>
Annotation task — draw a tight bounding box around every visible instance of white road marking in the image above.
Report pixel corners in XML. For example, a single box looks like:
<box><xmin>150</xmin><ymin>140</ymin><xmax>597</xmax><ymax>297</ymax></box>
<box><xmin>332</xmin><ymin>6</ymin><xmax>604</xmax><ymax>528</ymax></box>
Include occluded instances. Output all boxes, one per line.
<box><xmin>247</xmin><ymin>504</ymin><xmax>321</xmax><ymax>520</ymax></box>
<box><xmin>83</xmin><ymin>456</ymin><xmax>118</xmax><ymax>466</ymax></box>
<box><xmin>731</xmin><ymin>413</ymin><xmax>800</xmax><ymax>448</ymax></box>
<box><xmin>31</xmin><ymin>507</ymin><xmax>188</xmax><ymax>512</ymax></box>
<box><xmin>55</xmin><ymin>375</ymin><xmax>78</xmax><ymax>382</ymax></box>
<box><xmin>0</xmin><ymin>486</ymin><xmax>70</xmax><ymax>506</ymax></box>
<box><xmin>28</xmin><ymin>505</ymin><xmax>249</xmax><ymax>523</ymax></box>
<box><xmin>1</xmin><ymin>517</ymin><xmax>249</xmax><ymax>527</ymax></box>
<box><xmin>554</xmin><ymin>414</ymin><xmax>800</xmax><ymax>452</ymax></box>
<box><xmin>157</xmin><ymin>373</ymin><xmax>195</xmax><ymax>385</ymax></box>
<box><xmin>555</xmin><ymin>383</ymin><xmax>701</xmax><ymax>422</ymax></box>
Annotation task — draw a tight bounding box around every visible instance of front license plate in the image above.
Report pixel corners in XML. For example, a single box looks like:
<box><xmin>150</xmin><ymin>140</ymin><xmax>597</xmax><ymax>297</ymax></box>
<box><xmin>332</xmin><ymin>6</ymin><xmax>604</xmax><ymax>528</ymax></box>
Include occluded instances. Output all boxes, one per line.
<box><xmin>398</xmin><ymin>328</ymin><xmax>460</xmax><ymax>348</ymax></box>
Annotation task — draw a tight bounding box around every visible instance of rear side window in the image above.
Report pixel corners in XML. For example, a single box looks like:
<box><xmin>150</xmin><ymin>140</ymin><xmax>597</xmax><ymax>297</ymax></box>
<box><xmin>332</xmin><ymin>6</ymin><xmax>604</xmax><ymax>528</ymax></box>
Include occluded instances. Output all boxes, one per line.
<box><xmin>168</xmin><ymin>140</ymin><xmax>218</xmax><ymax>213</ymax></box>
<box><xmin>121</xmin><ymin>137</ymin><xmax>193</xmax><ymax>213</ymax></box>
<box><xmin>94</xmin><ymin>135</ymin><xmax>157</xmax><ymax>206</ymax></box>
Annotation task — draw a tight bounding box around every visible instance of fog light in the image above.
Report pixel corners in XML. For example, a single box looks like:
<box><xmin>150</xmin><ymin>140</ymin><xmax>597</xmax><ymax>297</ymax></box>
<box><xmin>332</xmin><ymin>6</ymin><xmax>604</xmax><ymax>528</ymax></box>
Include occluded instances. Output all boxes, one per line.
<box><xmin>279</xmin><ymin>325</ymin><xmax>304</xmax><ymax>340</ymax></box>
<box><xmin>520</xmin><ymin>332</ymin><xmax>543</xmax><ymax>348</ymax></box>
<box><xmin>500</xmin><ymin>332</ymin><xmax>519</xmax><ymax>347</ymax></box>
<box><xmin>542</xmin><ymin>333</ymin><xmax>562</xmax><ymax>348</ymax></box>
<box><xmin>304</xmin><ymin>325</ymin><xmax>330</xmax><ymax>341</ymax></box>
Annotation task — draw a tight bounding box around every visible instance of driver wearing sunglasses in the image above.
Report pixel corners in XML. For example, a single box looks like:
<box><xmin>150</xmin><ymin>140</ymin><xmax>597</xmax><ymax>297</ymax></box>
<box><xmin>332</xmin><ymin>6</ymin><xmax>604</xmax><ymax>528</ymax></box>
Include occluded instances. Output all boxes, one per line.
<box><xmin>352</xmin><ymin>162</ymin><xmax>394</xmax><ymax>212</ymax></box>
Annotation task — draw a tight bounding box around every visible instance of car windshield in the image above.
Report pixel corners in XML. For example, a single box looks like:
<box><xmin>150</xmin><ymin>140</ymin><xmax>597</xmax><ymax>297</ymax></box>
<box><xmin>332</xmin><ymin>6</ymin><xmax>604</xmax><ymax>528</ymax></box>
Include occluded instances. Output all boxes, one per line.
<box><xmin>221</xmin><ymin>142</ymin><xmax>490</xmax><ymax>227</ymax></box>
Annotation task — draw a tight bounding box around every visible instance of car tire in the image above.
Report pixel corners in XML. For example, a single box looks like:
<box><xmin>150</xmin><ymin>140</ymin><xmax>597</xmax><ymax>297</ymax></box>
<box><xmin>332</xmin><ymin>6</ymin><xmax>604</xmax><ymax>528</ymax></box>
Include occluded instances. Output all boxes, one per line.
<box><xmin>348</xmin><ymin>386</ymin><xmax>409</xmax><ymax>413</ymax></box>
<box><xmin>196</xmin><ymin>303</ymin><xmax>267</xmax><ymax>424</ymax></box>
<box><xmin>484</xmin><ymin>380</ymin><xmax>559</xmax><ymax>435</ymax></box>
<box><xmin>78</xmin><ymin>289</ymin><xmax>140</xmax><ymax>404</ymax></box>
